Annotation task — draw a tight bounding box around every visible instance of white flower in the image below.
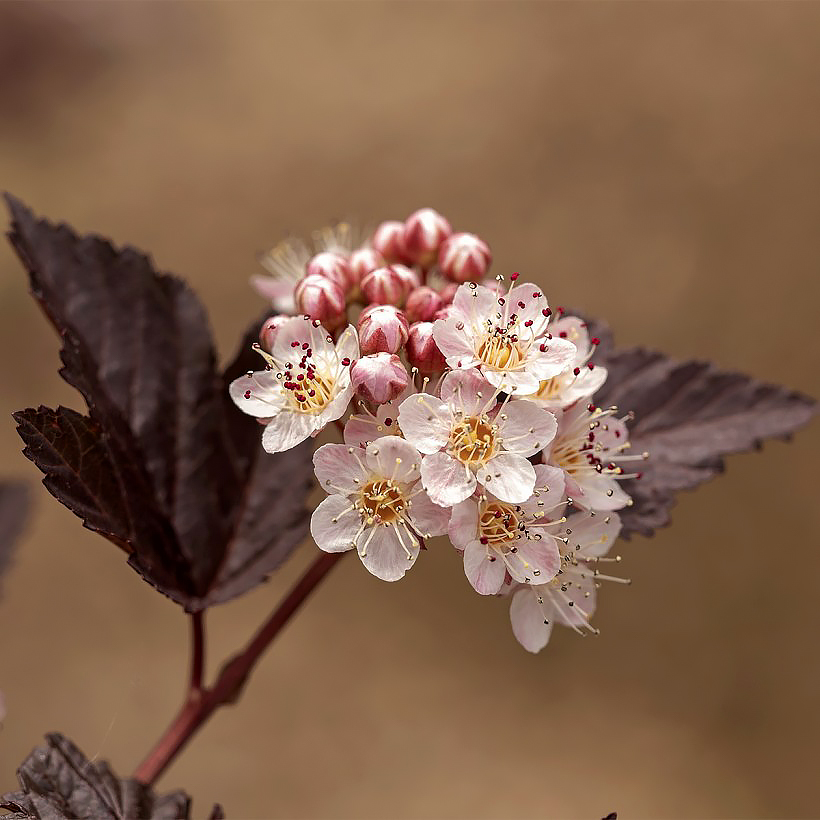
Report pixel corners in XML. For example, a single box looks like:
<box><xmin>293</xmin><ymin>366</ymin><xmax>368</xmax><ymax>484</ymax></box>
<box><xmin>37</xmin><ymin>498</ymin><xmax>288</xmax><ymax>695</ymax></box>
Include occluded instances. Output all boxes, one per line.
<box><xmin>542</xmin><ymin>401</ymin><xmax>644</xmax><ymax>511</ymax></box>
<box><xmin>431</xmin><ymin>278</ymin><xmax>577</xmax><ymax>394</ymax></box>
<box><xmin>310</xmin><ymin>436</ymin><xmax>450</xmax><ymax>581</ymax></box>
<box><xmin>251</xmin><ymin>222</ymin><xmax>356</xmax><ymax>314</ymax></box>
<box><xmin>397</xmin><ymin>369</ymin><xmax>558</xmax><ymax>506</ymax></box>
<box><xmin>509</xmin><ymin>511</ymin><xmax>624</xmax><ymax>652</ymax></box>
<box><xmin>448</xmin><ymin>465</ymin><xmax>566</xmax><ymax>595</ymax></box>
<box><xmin>524</xmin><ymin>314</ymin><xmax>607</xmax><ymax>410</ymax></box>
<box><xmin>229</xmin><ymin>316</ymin><xmax>358</xmax><ymax>453</ymax></box>
<box><xmin>343</xmin><ymin>383</ymin><xmax>416</xmax><ymax>448</ymax></box>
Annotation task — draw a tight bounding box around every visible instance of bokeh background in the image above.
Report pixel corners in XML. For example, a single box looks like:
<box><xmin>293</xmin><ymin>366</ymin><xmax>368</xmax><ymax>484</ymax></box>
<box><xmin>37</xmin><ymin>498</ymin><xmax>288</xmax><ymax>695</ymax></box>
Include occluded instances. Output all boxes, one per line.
<box><xmin>1</xmin><ymin>3</ymin><xmax>819</xmax><ymax>818</ymax></box>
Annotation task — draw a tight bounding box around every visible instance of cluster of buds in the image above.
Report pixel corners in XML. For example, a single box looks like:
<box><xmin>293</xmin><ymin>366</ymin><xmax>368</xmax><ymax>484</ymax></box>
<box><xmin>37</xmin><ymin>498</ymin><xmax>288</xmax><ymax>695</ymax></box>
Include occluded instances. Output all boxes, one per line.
<box><xmin>238</xmin><ymin>211</ymin><xmax>644</xmax><ymax>653</ymax></box>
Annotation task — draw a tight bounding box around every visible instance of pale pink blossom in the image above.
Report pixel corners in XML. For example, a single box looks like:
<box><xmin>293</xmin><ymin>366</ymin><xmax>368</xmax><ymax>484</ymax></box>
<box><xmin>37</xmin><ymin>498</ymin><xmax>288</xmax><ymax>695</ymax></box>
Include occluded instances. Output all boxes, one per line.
<box><xmin>508</xmin><ymin>511</ymin><xmax>624</xmax><ymax>652</ymax></box>
<box><xmin>432</xmin><ymin>278</ymin><xmax>577</xmax><ymax>395</ymax></box>
<box><xmin>397</xmin><ymin>369</ymin><xmax>558</xmax><ymax>506</ymax></box>
<box><xmin>311</xmin><ymin>436</ymin><xmax>450</xmax><ymax>581</ymax></box>
<box><xmin>438</xmin><ymin>232</ymin><xmax>492</xmax><ymax>283</ymax></box>
<box><xmin>259</xmin><ymin>315</ymin><xmax>289</xmax><ymax>353</ymax></box>
<box><xmin>343</xmin><ymin>383</ymin><xmax>416</xmax><ymax>448</ymax></box>
<box><xmin>351</xmin><ymin>353</ymin><xmax>409</xmax><ymax>405</ymax></box>
<box><xmin>448</xmin><ymin>465</ymin><xmax>565</xmax><ymax>594</ymax></box>
<box><xmin>229</xmin><ymin>316</ymin><xmax>358</xmax><ymax>453</ymax></box>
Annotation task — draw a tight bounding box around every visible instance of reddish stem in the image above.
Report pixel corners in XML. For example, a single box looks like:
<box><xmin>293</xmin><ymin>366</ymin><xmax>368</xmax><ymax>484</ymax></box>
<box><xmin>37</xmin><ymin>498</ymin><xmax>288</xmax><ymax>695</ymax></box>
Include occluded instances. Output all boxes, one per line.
<box><xmin>133</xmin><ymin>551</ymin><xmax>344</xmax><ymax>785</ymax></box>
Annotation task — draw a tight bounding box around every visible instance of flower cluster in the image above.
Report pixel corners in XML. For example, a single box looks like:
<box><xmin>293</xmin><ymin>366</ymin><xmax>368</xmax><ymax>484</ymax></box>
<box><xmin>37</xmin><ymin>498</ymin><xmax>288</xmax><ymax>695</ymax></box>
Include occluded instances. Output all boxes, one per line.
<box><xmin>232</xmin><ymin>208</ymin><xmax>644</xmax><ymax>652</ymax></box>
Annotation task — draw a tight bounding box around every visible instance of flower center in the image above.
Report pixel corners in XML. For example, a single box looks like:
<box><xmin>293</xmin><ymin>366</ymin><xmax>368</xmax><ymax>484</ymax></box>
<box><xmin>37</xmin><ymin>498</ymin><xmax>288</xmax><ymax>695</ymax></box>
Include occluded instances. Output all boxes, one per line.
<box><xmin>283</xmin><ymin>369</ymin><xmax>335</xmax><ymax>414</ymax></box>
<box><xmin>359</xmin><ymin>480</ymin><xmax>407</xmax><ymax>523</ymax></box>
<box><xmin>479</xmin><ymin>501</ymin><xmax>521</xmax><ymax>550</ymax></box>
<box><xmin>450</xmin><ymin>416</ymin><xmax>497</xmax><ymax>466</ymax></box>
<box><xmin>477</xmin><ymin>332</ymin><xmax>525</xmax><ymax>371</ymax></box>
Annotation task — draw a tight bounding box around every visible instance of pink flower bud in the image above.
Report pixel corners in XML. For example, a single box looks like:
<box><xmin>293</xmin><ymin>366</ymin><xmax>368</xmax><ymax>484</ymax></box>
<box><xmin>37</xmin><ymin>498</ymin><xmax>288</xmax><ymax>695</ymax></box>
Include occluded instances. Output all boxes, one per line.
<box><xmin>406</xmin><ymin>321</ymin><xmax>447</xmax><ymax>374</ymax></box>
<box><xmin>259</xmin><ymin>315</ymin><xmax>289</xmax><ymax>352</ymax></box>
<box><xmin>349</xmin><ymin>247</ymin><xmax>385</xmax><ymax>286</ymax></box>
<box><xmin>351</xmin><ymin>353</ymin><xmax>409</xmax><ymax>405</ymax></box>
<box><xmin>357</xmin><ymin>305</ymin><xmax>410</xmax><ymax>355</ymax></box>
<box><xmin>294</xmin><ymin>273</ymin><xmax>346</xmax><ymax>328</ymax></box>
<box><xmin>439</xmin><ymin>282</ymin><xmax>459</xmax><ymax>305</ymax></box>
<box><xmin>405</xmin><ymin>285</ymin><xmax>443</xmax><ymax>323</ymax></box>
<box><xmin>404</xmin><ymin>208</ymin><xmax>452</xmax><ymax>267</ymax></box>
<box><xmin>371</xmin><ymin>221</ymin><xmax>412</xmax><ymax>264</ymax></box>
<box><xmin>438</xmin><ymin>232</ymin><xmax>492</xmax><ymax>283</ymax></box>
<box><xmin>306</xmin><ymin>251</ymin><xmax>354</xmax><ymax>293</ymax></box>
<box><xmin>361</xmin><ymin>264</ymin><xmax>418</xmax><ymax>307</ymax></box>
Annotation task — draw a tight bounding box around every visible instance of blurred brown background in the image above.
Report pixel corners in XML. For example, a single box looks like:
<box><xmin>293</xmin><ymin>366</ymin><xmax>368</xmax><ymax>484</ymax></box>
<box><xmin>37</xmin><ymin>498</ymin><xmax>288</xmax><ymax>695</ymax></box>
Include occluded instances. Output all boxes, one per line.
<box><xmin>1</xmin><ymin>2</ymin><xmax>819</xmax><ymax>818</ymax></box>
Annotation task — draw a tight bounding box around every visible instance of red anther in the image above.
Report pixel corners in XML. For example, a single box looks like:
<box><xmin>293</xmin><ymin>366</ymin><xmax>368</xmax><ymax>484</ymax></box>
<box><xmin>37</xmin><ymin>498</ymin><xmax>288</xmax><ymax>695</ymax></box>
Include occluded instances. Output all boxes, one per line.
<box><xmin>480</xmin><ymin>537</ymin><xmax>489</xmax><ymax>545</ymax></box>
<box><xmin>308</xmin><ymin>390</ymin><xmax>316</xmax><ymax>397</ymax></box>
<box><xmin>636</xmin><ymin>472</ymin><xmax>643</xmax><ymax>480</ymax></box>
<box><xmin>587</xmin><ymin>363</ymin><xmax>595</xmax><ymax>370</ymax></box>
<box><xmin>301</xmin><ymin>342</ymin><xmax>308</xmax><ymax>349</ymax></box>
<box><xmin>614</xmin><ymin>430</ymin><xmax>621</xmax><ymax>438</ymax></box>
<box><xmin>341</xmin><ymin>357</ymin><xmax>351</xmax><ymax>366</ymax></box>
<box><xmin>573</xmin><ymin>367</ymin><xmax>581</xmax><ymax>376</ymax></box>
<box><xmin>297</xmin><ymin>373</ymin><xmax>305</xmax><ymax>381</ymax></box>
<box><xmin>559</xmin><ymin>332</ymin><xmax>567</xmax><ymax>338</ymax></box>
<box><xmin>524</xmin><ymin>320</ymin><xmax>533</xmax><ymax>327</ymax></box>
<box><xmin>291</xmin><ymin>341</ymin><xmax>299</xmax><ymax>347</ymax></box>
<box><xmin>587</xmin><ymin>404</ymin><xmax>596</xmax><ymax>411</ymax></box>
<box><xmin>542</xmin><ymin>308</ymin><xmax>551</xmax><ymax>317</ymax></box>
<box><xmin>296</xmin><ymin>394</ymin><xmax>306</xmax><ymax>403</ymax></box>
<box><xmin>518</xmin><ymin>301</ymin><xmax>526</xmax><ymax>309</ymax></box>
<box><xmin>384</xmin><ymin>418</ymin><xmax>393</xmax><ymax>426</ymax></box>
<box><xmin>591</xmin><ymin>337</ymin><xmax>600</xmax><ymax>345</ymax></box>
<box><xmin>533</xmin><ymin>292</ymin><xmax>542</xmax><ymax>298</ymax></box>
<box><xmin>588</xmin><ymin>432</ymin><xmax>595</xmax><ymax>441</ymax></box>
<box><xmin>494</xmin><ymin>510</ymin><xmax>502</xmax><ymax>518</ymax></box>
<box><xmin>510</xmin><ymin>272</ymin><xmax>519</xmax><ymax>281</ymax></box>
<box><xmin>244</xmin><ymin>390</ymin><xmax>251</xmax><ymax>399</ymax></box>
<box><xmin>539</xmin><ymin>344</ymin><xmax>548</xmax><ymax>352</ymax></box>
<box><xmin>498</xmin><ymin>297</ymin><xmax>505</xmax><ymax>305</ymax></box>
<box><xmin>556</xmin><ymin>306</ymin><xmax>564</xmax><ymax>315</ymax></box>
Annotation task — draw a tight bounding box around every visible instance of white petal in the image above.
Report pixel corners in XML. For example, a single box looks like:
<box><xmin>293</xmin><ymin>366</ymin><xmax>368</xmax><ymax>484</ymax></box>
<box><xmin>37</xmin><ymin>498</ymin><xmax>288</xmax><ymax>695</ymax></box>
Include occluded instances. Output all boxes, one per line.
<box><xmin>463</xmin><ymin>541</ymin><xmax>506</xmax><ymax>595</ymax></box>
<box><xmin>497</xmin><ymin>399</ymin><xmax>558</xmax><ymax>456</ymax></box>
<box><xmin>508</xmin><ymin>283</ymin><xmax>550</xmax><ymax>337</ymax></box>
<box><xmin>318</xmin><ymin>381</ymin><xmax>355</xmax><ymax>427</ymax></box>
<box><xmin>506</xmin><ymin>536</ymin><xmax>561</xmax><ymax>585</ymax></box>
<box><xmin>551</xmin><ymin>566</ymin><xmax>597</xmax><ymax>628</ymax></box>
<box><xmin>432</xmin><ymin>316</ymin><xmax>479</xmax><ymax>363</ymax></box>
<box><xmin>510</xmin><ymin>587</ymin><xmax>553</xmax><ymax>653</ymax></box>
<box><xmin>451</xmin><ymin>283</ymin><xmax>499</xmax><ymax>329</ymax></box>
<box><xmin>313</xmin><ymin>443</ymin><xmax>369</xmax><ymax>494</ymax></box>
<box><xmin>365</xmin><ymin>436</ymin><xmax>422</xmax><ymax>483</ymax></box>
<box><xmin>573</xmin><ymin>474</ymin><xmax>631</xmax><ymax>512</ymax></box>
<box><xmin>448</xmin><ymin>498</ymin><xmax>479</xmax><ymax>550</ymax></box>
<box><xmin>568</xmin><ymin>511</ymin><xmax>622</xmax><ymax>558</ymax></box>
<box><xmin>229</xmin><ymin>371</ymin><xmax>286</xmax><ymax>418</ymax></box>
<box><xmin>558</xmin><ymin>365</ymin><xmax>608</xmax><ymax>407</ymax></box>
<box><xmin>397</xmin><ymin>394</ymin><xmax>453</xmax><ymax>454</ymax></box>
<box><xmin>343</xmin><ymin>413</ymin><xmax>381</xmax><ymax>447</ymax></box>
<box><xmin>250</xmin><ymin>275</ymin><xmax>297</xmax><ymax>313</ymax></box>
<box><xmin>440</xmin><ymin>369</ymin><xmax>494</xmax><ymax>417</ymax></box>
<box><xmin>261</xmin><ymin>410</ymin><xmax>318</xmax><ymax>453</ymax></box>
<box><xmin>407</xmin><ymin>486</ymin><xmax>451</xmax><ymax>536</ymax></box>
<box><xmin>310</xmin><ymin>495</ymin><xmax>360</xmax><ymax>553</ymax></box>
<box><xmin>335</xmin><ymin>324</ymin><xmax>360</xmax><ymax>363</ymax></box>
<box><xmin>359</xmin><ymin>524</ymin><xmax>419</xmax><ymax>581</ymax></box>
<box><xmin>420</xmin><ymin>451</ymin><xmax>477</xmax><ymax>506</ymax></box>
<box><xmin>531</xmin><ymin>464</ymin><xmax>566</xmax><ymax>498</ymax></box>
<box><xmin>526</xmin><ymin>337</ymin><xmax>578</xmax><ymax>381</ymax></box>
<box><xmin>550</xmin><ymin>315</ymin><xmax>590</xmax><ymax>360</ymax></box>
<box><xmin>271</xmin><ymin>316</ymin><xmax>314</xmax><ymax>362</ymax></box>
<box><xmin>475</xmin><ymin>453</ymin><xmax>535</xmax><ymax>504</ymax></box>
<box><xmin>483</xmin><ymin>367</ymin><xmax>541</xmax><ymax>396</ymax></box>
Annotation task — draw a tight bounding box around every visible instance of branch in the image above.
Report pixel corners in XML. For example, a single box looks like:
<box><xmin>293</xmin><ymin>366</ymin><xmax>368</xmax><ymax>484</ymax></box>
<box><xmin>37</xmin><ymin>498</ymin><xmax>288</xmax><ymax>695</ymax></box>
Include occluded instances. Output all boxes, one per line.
<box><xmin>189</xmin><ymin>612</ymin><xmax>205</xmax><ymax>693</ymax></box>
<box><xmin>134</xmin><ymin>551</ymin><xmax>344</xmax><ymax>785</ymax></box>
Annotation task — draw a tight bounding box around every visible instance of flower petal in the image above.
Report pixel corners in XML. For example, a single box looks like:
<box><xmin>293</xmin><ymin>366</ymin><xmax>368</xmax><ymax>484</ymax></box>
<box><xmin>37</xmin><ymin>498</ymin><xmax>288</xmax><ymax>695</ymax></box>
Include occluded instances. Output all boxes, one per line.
<box><xmin>334</xmin><ymin>324</ymin><xmax>360</xmax><ymax>363</ymax></box>
<box><xmin>568</xmin><ymin>511</ymin><xmax>622</xmax><ymax>558</ymax></box>
<box><xmin>505</xmin><ymin>535</ymin><xmax>561</xmax><ymax>585</ymax></box>
<box><xmin>229</xmin><ymin>370</ymin><xmax>287</xmax><ymax>418</ymax></box>
<box><xmin>572</xmin><ymin>473</ymin><xmax>631</xmax><ymax>511</ymax></box>
<box><xmin>420</xmin><ymin>451</ymin><xmax>477</xmax><ymax>506</ymax></box>
<box><xmin>397</xmin><ymin>394</ymin><xmax>452</xmax><ymax>454</ymax></box>
<box><xmin>432</xmin><ymin>316</ymin><xmax>479</xmax><ymax>363</ymax></box>
<box><xmin>525</xmin><ymin>337</ymin><xmax>578</xmax><ymax>381</ymax></box>
<box><xmin>359</xmin><ymin>523</ymin><xmax>419</xmax><ymax>581</ymax></box>
<box><xmin>408</xmin><ymin>487</ymin><xmax>451</xmax><ymax>537</ymax></box>
<box><xmin>313</xmin><ymin>443</ymin><xmax>369</xmax><ymax>494</ymax></box>
<box><xmin>510</xmin><ymin>587</ymin><xmax>553</xmax><ymax>653</ymax></box>
<box><xmin>497</xmin><ymin>399</ymin><xmax>558</xmax><ymax>456</ymax></box>
<box><xmin>483</xmin><ymin>367</ymin><xmax>541</xmax><ymax>396</ymax></box>
<box><xmin>475</xmin><ymin>453</ymin><xmax>535</xmax><ymax>503</ymax></box>
<box><xmin>448</xmin><ymin>498</ymin><xmax>479</xmax><ymax>550</ymax></box>
<box><xmin>271</xmin><ymin>316</ymin><xmax>315</xmax><ymax>362</ymax></box>
<box><xmin>509</xmin><ymin>282</ymin><xmax>550</xmax><ymax>337</ymax></box>
<box><xmin>310</xmin><ymin>495</ymin><xmax>360</xmax><ymax>553</ymax></box>
<box><xmin>365</xmin><ymin>436</ymin><xmax>422</xmax><ymax>484</ymax></box>
<box><xmin>440</xmin><ymin>369</ymin><xmax>494</xmax><ymax>417</ymax></box>
<box><xmin>261</xmin><ymin>410</ymin><xmax>318</xmax><ymax>453</ymax></box>
<box><xmin>463</xmin><ymin>541</ymin><xmax>506</xmax><ymax>595</ymax></box>
<box><xmin>451</xmin><ymin>283</ymin><xmax>499</xmax><ymax>329</ymax></box>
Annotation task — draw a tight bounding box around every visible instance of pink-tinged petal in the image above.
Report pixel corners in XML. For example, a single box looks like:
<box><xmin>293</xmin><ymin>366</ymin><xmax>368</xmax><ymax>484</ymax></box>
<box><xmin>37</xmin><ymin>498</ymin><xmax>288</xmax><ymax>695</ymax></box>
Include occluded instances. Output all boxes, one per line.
<box><xmin>261</xmin><ymin>410</ymin><xmax>318</xmax><ymax>453</ymax></box>
<box><xmin>229</xmin><ymin>371</ymin><xmax>286</xmax><ymax>418</ymax></box>
<box><xmin>463</xmin><ymin>541</ymin><xmax>506</xmax><ymax>595</ymax></box>
<box><xmin>250</xmin><ymin>274</ymin><xmax>297</xmax><ymax>314</ymax></box>
<box><xmin>559</xmin><ymin>365</ymin><xmax>608</xmax><ymax>407</ymax></box>
<box><xmin>510</xmin><ymin>587</ymin><xmax>553</xmax><ymax>653</ymax></box>
<box><xmin>568</xmin><ymin>511</ymin><xmax>622</xmax><ymax>558</ymax></box>
<box><xmin>343</xmin><ymin>413</ymin><xmax>381</xmax><ymax>447</ymax></box>
<box><xmin>483</xmin><ymin>367</ymin><xmax>541</xmax><ymax>396</ymax></box>
<box><xmin>334</xmin><ymin>324</ymin><xmax>360</xmax><ymax>363</ymax></box>
<box><xmin>313</xmin><ymin>443</ymin><xmax>369</xmax><ymax>494</ymax></box>
<box><xmin>397</xmin><ymin>394</ymin><xmax>452</xmax><ymax>454</ymax></box>
<box><xmin>359</xmin><ymin>524</ymin><xmax>419</xmax><ymax>581</ymax></box>
<box><xmin>550</xmin><ymin>315</ymin><xmax>590</xmax><ymax>360</ymax></box>
<box><xmin>551</xmin><ymin>566</ymin><xmax>597</xmax><ymax>628</ymax></box>
<box><xmin>319</xmin><ymin>382</ymin><xmax>355</xmax><ymax>427</ymax></box>
<box><xmin>532</xmin><ymin>464</ymin><xmax>566</xmax><ymax>498</ymax></box>
<box><xmin>526</xmin><ymin>337</ymin><xmax>578</xmax><ymax>381</ymax></box>
<box><xmin>448</xmin><ymin>498</ymin><xmax>479</xmax><ymax>550</ymax></box>
<box><xmin>440</xmin><ymin>369</ymin><xmax>494</xmax><ymax>417</ymax></box>
<box><xmin>421</xmin><ymin>451</ymin><xmax>477</xmax><ymax>506</ymax></box>
<box><xmin>271</xmin><ymin>316</ymin><xmax>314</xmax><ymax>362</ymax></box>
<box><xmin>432</xmin><ymin>316</ymin><xmax>478</xmax><ymax>362</ymax></box>
<box><xmin>594</xmin><ymin>414</ymin><xmax>629</xmax><ymax>450</ymax></box>
<box><xmin>506</xmin><ymin>536</ymin><xmax>561</xmax><ymax>585</ymax></box>
<box><xmin>310</xmin><ymin>495</ymin><xmax>360</xmax><ymax>553</ymax></box>
<box><xmin>365</xmin><ymin>436</ymin><xmax>422</xmax><ymax>483</ymax></box>
<box><xmin>509</xmin><ymin>282</ymin><xmax>550</xmax><ymax>336</ymax></box>
<box><xmin>450</xmin><ymin>283</ymin><xmax>499</xmax><ymax>329</ymax></box>
<box><xmin>408</xmin><ymin>487</ymin><xmax>451</xmax><ymax>537</ymax></box>
<box><xmin>497</xmin><ymin>399</ymin><xmax>558</xmax><ymax>457</ymax></box>
<box><xmin>475</xmin><ymin>453</ymin><xmax>535</xmax><ymax>504</ymax></box>
<box><xmin>573</xmin><ymin>474</ymin><xmax>631</xmax><ymax>511</ymax></box>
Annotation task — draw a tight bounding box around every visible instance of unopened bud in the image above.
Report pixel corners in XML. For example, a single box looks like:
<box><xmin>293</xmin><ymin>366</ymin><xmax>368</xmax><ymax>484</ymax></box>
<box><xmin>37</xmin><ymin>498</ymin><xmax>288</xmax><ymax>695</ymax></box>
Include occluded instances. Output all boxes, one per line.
<box><xmin>306</xmin><ymin>251</ymin><xmax>354</xmax><ymax>293</ymax></box>
<box><xmin>349</xmin><ymin>247</ymin><xmax>385</xmax><ymax>286</ymax></box>
<box><xmin>357</xmin><ymin>305</ymin><xmax>410</xmax><ymax>355</ymax></box>
<box><xmin>294</xmin><ymin>273</ymin><xmax>346</xmax><ymax>328</ymax></box>
<box><xmin>406</xmin><ymin>322</ymin><xmax>447</xmax><ymax>374</ymax></box>
<box><xmin>351</xmin><ymin>353</ymin><xmax>409</xmax><ymax>405</ymax></box>
<box><xmin>403</xmin><ymin>208</ymin><xmax>452</xmax><ymax>267</ymax></box>
<box><xmin>361</xmin><ymin>264</ymin><xmax>419</xmax><ymax>307</ymax></box>
<box><xmin>439</xmin><ymin>282</ymin><xmax>459</xmax><ymax>306</ymax></box>
<box><xmin>405</xmin><ymin>286</ymin><xmax>443</xmax><ymax>323</ymax></box>
<box><xmin>438</xmin><ymin>232</ymin><xmax>492</xmax><ymax>283</ymax></box>
<box><xmin>259</xmin><ymin>315</ymin><xmax>289</xmax><ymax>352</ymax></box>
<box><xmin>371</xmin><ymin>220</ymin><xmax>412</xmax><ymax>264</ymax></box>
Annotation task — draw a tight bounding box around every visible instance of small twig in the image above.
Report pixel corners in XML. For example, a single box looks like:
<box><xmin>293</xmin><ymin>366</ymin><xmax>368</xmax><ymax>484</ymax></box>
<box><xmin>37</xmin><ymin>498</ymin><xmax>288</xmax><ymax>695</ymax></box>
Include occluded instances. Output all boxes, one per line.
<box><xmin>133</xmin><ymin>551</ymin><xmax>344</xmax><ymax>785</ymax></box>
<box><xmin>189</xmin><ymin>611</ymin><xmax>205</xmax><ymax>693</ymax></box>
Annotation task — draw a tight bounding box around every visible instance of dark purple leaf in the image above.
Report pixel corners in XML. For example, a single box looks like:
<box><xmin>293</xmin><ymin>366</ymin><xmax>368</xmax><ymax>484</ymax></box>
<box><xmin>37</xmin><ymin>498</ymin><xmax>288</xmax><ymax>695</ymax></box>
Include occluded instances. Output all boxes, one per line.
<box><xmin>586</xmin><ymin>319</ymin><xmax>816</xmax><ymax>537</ymax></box>
<box><xmin>6</xmin><ymin>195</ymin><xmax>312</xmax><ymax>610</ymax></box>
<box><xmin>0</xmin><ymin>482</ymin><xmax>29</xmax><ymax>594</ymax></box>
<box><xmin>0</xmin><ymin>733</ymin><xmax>220</xmax><ymax>819</ymax></box>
